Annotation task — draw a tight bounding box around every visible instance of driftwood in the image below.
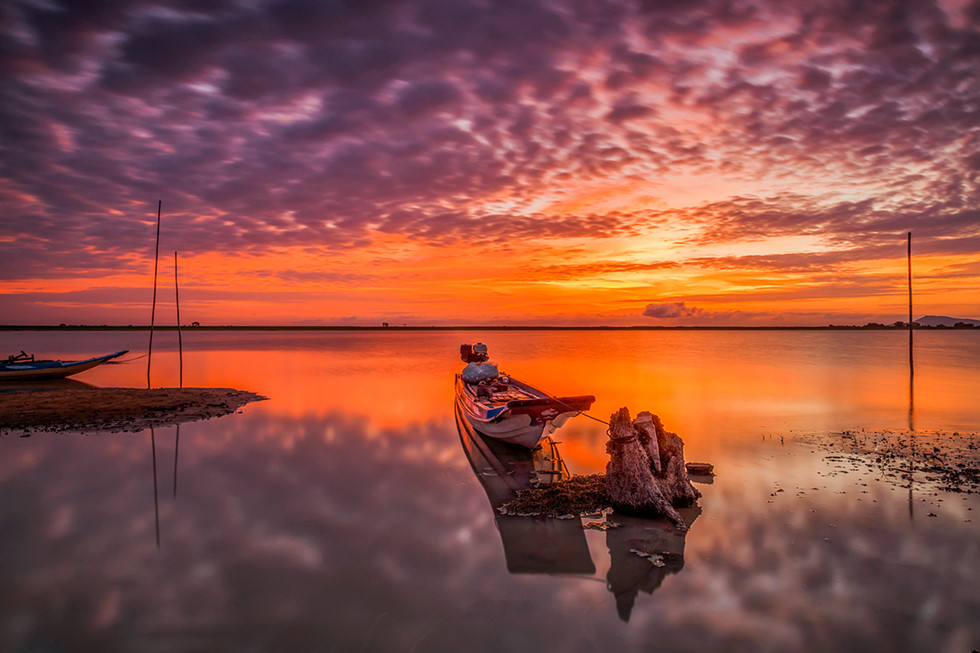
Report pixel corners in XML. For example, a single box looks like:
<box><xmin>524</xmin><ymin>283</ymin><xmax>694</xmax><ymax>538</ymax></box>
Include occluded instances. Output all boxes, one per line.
<box><xmin>605</xmin><ymin>408</ymin><xmax>701</xmax><ymax>529</ymax></box>
<box><xmin>685</xmin><ymin>462</ymin><xmax>714</xmax><ymax>476</ymax></box>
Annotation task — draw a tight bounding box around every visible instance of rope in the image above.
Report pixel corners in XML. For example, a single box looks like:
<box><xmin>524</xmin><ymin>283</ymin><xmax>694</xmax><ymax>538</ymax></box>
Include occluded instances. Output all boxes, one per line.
<box><xmin>541</xmin><ymin>391</ymin><xmax>610</xmax><ymax>427</ymax></box>
<box><xmin>605</xmin><ymin>431</ymin><xmax>639</xmax><ymax>455</ymax></box>
<box><xmin>109</xmin><ymin>353</ymin><xmax>148</xmax><ymax>364</ymax></box>
<box><xmin>580</xmin><ymin>411</ymin><xmax>612</xmax><ymax>427</ymax></box>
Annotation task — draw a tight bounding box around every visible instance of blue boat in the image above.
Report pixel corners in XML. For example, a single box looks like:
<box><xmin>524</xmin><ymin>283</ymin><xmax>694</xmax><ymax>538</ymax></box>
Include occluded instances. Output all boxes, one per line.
<box><xmin>0</xmin><ymin>350</ymin><xmax>128</xmax><ymax>381</ymax></box>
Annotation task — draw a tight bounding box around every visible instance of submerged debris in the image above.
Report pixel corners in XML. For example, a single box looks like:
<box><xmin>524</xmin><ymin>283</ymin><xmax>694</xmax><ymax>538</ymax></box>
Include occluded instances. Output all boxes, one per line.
<box><xmin>498</xmin><ymin>474</ymin><xmax>609</xmax><ymax>517</ymax></box>
<box><xmin>797</xmin><ymin>429</ymin><xmax>980</xmax><ymax>494</ymax></box>
<box><xmin>583</xmin><ymin>518</ymin><xmax>621</xmax><ymax>531</ymax></box>
<box><xmin>685</xmin><ymin>462</ymin><xmax>715</xmax><ymax>476</ymax></box>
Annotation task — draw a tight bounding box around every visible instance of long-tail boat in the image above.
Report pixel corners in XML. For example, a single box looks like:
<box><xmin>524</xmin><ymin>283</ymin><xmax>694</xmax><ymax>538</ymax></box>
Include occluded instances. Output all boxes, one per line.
<box><xmin>454</xmin><ymin>343</ymin><xmax>594</xmax><ymax>448</ymax></box>
<box><xmin>0</xmin><ymin>350</ymin><xmax>128</xmax><ymax>381</ymax></box>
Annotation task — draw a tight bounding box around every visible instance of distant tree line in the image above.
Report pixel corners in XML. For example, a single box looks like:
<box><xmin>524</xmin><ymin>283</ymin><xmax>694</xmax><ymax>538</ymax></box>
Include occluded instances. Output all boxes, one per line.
<box><xmin>859</xmin><ymin>322</ymin><xmax>977</xmax><ymax>328</ymax></box>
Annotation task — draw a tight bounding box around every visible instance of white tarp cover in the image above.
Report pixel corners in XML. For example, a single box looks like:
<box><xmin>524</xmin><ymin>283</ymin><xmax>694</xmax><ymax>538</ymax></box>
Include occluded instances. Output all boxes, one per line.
<box><xmin>461</xmin><ymin>361</ymin><xmax>499</xmax><ymax>384</ymax></box>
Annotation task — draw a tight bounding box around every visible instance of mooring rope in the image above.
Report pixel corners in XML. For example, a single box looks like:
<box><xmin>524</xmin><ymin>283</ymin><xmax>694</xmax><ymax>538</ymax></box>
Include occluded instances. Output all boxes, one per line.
<box><xmin>111</xmin><ymin>353</ymin><xmax>148</xmax><ymax>364</ymax></box>
<box><xmin>541</xmin><ymin>391</ymin><xmax>611</xmax><ymax>427</ymax></box>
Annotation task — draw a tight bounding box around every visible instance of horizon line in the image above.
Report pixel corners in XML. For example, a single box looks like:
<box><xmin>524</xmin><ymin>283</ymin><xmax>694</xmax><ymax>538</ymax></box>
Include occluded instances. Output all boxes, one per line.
<box><xmin>2</xmin><ymin>323</ymin><xmax>975</xmax><ymax>332</ymax></box>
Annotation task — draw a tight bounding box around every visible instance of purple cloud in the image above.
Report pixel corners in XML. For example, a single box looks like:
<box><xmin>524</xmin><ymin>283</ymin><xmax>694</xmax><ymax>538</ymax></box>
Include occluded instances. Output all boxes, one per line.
<box><xmin>643</xmin><ymin>302</ymin><xmax>704</xmax><ymax>319</ymax></box>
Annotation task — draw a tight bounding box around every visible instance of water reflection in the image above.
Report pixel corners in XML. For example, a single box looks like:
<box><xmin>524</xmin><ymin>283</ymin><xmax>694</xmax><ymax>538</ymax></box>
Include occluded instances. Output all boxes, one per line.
<box><xmin>173</xmin><ymin>424</ymin><xmax>180</xmax><ymax>499</ymax></box>
<box><xmin>605</xmin><ymin>508</ymin><xmax>700</xmax><ymax>622</ymax></box>
<box><xmin>1</xmin><ymin>401</ymin><xmax>977</xmax><ymax>651</ymax></box>
<box><xmin>148</xmin><ymin>424</ymin><xmax>182</xmax><ymax>550</ymax></box>
<box><xmin>455</xmin><ymin>401</ymin><xmax>700</xmax><ymax>622</ymax></box>
<box><xmin>455</xmin><ymin>402</ymin><xmax>595</xmax><ymax>576</ymax></box>
<box><xmin>151</xmin><ymin>427</ymin><xmax>160</xmax><ymax>549</ymax></box>
<box><xmin>1</xmin><ymin>330</ymin><xmax>978</xmax><ymax>652</ymax></box>
<box><xmin>908</xmin><ymin>369</ymin><xmax>914</xmax><ymax>432</ymax></box>
<box><xmin>0</xmin><ymin>378</ymin><xmax>93</xmax><ymax>393</ymax></box>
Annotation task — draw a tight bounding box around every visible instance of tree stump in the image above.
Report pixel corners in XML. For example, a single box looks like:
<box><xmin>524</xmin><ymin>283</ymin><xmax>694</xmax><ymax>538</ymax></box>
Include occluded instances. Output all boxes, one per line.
<box><xmin>638</xmin><ymin>411</ymin><xmax>701</xmax><ymax>506</ymax></box>
<box><xmin>605</xmin><ymin>407</ymin><xmax>701</xmax><ymax>529</ymax></box>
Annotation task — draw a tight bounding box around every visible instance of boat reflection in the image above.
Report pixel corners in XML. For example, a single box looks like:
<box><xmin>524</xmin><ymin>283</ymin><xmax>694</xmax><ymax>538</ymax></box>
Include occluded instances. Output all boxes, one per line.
<box><xmin>0</xmin><ymin>377</ymin><xmax>94</xmax><ymax>393</ymax></box>
<box><xmin>455</xmin><ymin>401</ymin><xmax>595</xmax><ymax>575</ymax></box>
<box><xmin>455</xmin><ymin>401</ymin><xmax>700</xmax><ymax>621</ymax></box>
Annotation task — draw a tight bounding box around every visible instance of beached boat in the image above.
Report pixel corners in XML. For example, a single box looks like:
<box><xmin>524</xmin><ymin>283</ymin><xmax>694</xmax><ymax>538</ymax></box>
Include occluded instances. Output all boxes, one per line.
<box><xmin>455</xmin><ymin>343</ymin><xmax>595</xmax><ymax>448</ymax></box>
<box><xmin>0</xmin><ymin>350</ymin><xmax>128</xmax><ymax>381</ymax></box>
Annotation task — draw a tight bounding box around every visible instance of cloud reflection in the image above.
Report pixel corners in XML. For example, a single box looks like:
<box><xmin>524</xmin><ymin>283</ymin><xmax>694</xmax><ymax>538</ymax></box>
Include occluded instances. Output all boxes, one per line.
<box><xmin>0</xmin><ymin>406</ymin><xmax>977</xmax><ymax>651</ymax></box>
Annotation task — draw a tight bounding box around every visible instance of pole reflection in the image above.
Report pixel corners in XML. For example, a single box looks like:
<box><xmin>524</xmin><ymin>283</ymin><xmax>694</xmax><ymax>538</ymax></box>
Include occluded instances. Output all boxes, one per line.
<box><xmin>173</xmin><ymin>424</ymin><xmax>180</xmax><ymax>499</ymax></box>
<box><xmin>150</xmin><ymin>426</ymin><xmax>160</xmax><ymax>550</ymax></box>
<box><xmin>908</xmin><ymin>371</ymin><xmax>914</xmax><ymax>432</ymax></box>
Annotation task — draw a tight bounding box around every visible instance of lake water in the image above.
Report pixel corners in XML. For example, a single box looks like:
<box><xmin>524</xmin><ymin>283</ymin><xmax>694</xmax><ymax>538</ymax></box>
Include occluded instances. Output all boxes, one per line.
<box><xmin>1</xmin><ymin>329</ymin><xmax>978</xmax><ymax>652</ymax></box>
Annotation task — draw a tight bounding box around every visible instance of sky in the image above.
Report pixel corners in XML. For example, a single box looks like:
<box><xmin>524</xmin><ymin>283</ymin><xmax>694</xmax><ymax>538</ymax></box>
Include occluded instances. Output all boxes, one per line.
<box><xmin>1</xmin><ymin>0</ymin><xmax>978</xmax><ymax>327</ymax></box>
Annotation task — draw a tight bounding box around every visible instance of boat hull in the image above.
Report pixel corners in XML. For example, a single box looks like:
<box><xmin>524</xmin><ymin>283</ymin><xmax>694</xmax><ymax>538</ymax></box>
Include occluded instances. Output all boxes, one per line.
<box><xmin>459</xmin><ymin>406</ymin><xmax>546</xmax><ymax>448</ymax></box>
<box><xmin>454</xmin><ymin>374</ymin><xmax>593</xmax><ymax>449</ymax></box>
<box><xmin>0</xmin><ymin>350</ymin><xmax>128</xmax><ymax>381</ymax></box>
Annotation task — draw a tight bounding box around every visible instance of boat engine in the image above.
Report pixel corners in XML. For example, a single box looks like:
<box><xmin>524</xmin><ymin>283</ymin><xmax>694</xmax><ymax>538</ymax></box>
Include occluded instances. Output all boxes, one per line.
<box><xmin>459</xmin><ymin>343</ymin><xmax>489</xmax><ymax>363</ymax></box>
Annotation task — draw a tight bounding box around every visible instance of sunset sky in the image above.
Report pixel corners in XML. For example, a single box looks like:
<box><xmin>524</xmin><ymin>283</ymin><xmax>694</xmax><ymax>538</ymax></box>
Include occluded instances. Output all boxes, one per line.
<box><xmin>1</xmin><ymin>0</ymin><xmax>978</xmax><ymax>326</ymax></box>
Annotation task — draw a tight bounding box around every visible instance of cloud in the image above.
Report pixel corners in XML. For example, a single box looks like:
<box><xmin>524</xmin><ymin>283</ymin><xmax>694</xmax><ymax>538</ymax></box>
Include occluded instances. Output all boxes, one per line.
<box><xmin>672</xmin><ymin>193</ymin><xmax>980</xmax><ymax>253</ymax></box>
<box><xmin>606</xmin><ymin>100</ymin><xmax>656</xmax><ymax>123</ymax></box>
<box><xmin>643</xmin><ymin>302</ymin><xmax>705</xmax><ymax>318</ymax></box>
<box><xmin>641</xmin><ymin>302</ymin><xmax>778</xmax><ymax>323</ymax></box>
<box><xmin>527</xmin><ymin>260</ymin><xmax>681</xmax><ymax>281</ymax></box>
<box><xmin>0</xmin><ymin>0</ymin><xmax>977</xmax><ymax>323</ymax></box>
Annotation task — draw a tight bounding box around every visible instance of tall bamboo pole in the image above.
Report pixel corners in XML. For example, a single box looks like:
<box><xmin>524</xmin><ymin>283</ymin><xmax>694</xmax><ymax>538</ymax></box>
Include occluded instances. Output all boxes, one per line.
<box><xmin>174</xmin><ymin>250</ymin><xmax>183</xmax><ymax>388</ymax></box>
<box><xmin>173</xmin><ymin>250</ymin><xmax>183</xmax><ymax>499</ymax></box>
<box><xmin>907</xmin><ymin>232</ymin><xmax>913</xmax><ymax>378</ymax></box>
<box><xmin>147</xmin><ymin>201</ymin><xmax>162</xmax><ymax>389</ymax></box>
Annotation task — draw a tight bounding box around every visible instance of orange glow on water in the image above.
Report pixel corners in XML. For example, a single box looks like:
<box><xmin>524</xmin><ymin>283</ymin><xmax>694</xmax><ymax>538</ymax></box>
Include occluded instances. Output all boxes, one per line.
<box><xmin>5</xmin><ymin>329</ymin><xmax>978</xmax><ymax>500</ymax></box>
<box><xmin>137</xmin><ymin>348</ymin><xmax>452</xmax><ymax>430</ymax></box>
<box><xmin>85</xmin><ymin>329</ymin><xmax>975</xmax><ymax>460</ymax></box>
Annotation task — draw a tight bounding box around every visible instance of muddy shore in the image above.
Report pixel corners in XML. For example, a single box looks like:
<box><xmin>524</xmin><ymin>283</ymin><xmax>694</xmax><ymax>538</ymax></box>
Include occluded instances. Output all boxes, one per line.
<box><xmin>0</xmin><ymin>388</ymin><xmax>267</xmax><ymax>435</ymax></box>
<box><xmin>797</xmin><ymin>428</ymin><xmax>980</xmax><ymax>494</ymax></box>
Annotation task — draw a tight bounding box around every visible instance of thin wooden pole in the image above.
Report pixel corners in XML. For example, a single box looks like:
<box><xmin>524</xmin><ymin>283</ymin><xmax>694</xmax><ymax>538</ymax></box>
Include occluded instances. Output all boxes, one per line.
<box><xmin>907</xmin><ymin>232</ymin><xmax>913</xmax><ymax>378</ymax></box>
<box><xmin>147</xmin><ymin>201</ymin><xmax>162</xmax><ymax>389</ymax></box>
<box><xmin>174</xmin><ymin>250</ymin><xmax>183</xmax><ymax>388</ymax></box>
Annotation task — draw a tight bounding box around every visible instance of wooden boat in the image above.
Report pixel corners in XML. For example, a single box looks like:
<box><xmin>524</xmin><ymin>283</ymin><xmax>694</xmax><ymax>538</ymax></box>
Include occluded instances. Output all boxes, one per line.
<box><xmin>455</xmin><ymin>343</ymin><xmax>595</xmax><ymax>448</ymax></box>
<box><xmin>0</xmin><ymin>350</ymin><xmax>128</xmax><ymax>381</ymax></box>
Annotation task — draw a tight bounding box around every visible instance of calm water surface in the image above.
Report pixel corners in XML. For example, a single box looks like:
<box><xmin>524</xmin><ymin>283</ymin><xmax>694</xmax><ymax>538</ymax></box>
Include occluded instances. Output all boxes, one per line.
<box><xmin>1</xmin><ymin>329</ymin><xmax>978</xmax><ymax>652</ymax></box>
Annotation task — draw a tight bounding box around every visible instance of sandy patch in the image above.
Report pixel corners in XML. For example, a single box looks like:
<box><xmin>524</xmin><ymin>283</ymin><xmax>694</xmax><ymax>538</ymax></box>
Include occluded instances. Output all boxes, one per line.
<box><xmin>0</xmin><ymin>387</ymin><xmax>267</xmax><ymax>435</ymax></box>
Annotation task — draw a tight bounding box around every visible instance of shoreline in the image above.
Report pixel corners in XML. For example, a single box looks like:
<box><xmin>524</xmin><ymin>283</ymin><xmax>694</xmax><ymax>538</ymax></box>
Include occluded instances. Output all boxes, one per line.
<box><xmin>0</xmin><ymin>387</ymin><xmax>267</xmax><ymax>435</ymax></box>
<box><xmin>3</xmin><ymin>325</ymin><xmax>977</xmax><ymax>332</ymax></box>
